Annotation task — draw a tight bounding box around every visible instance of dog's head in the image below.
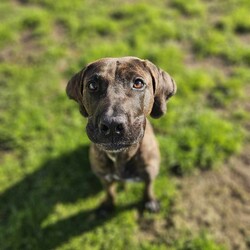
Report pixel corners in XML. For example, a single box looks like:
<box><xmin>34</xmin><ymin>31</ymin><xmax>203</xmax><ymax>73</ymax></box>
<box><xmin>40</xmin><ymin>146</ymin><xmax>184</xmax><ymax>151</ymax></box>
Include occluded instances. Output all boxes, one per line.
<box><xmin>66</xmin><ymin>57</ymin><xmax>176</xmax><ymax>152</ymax></box>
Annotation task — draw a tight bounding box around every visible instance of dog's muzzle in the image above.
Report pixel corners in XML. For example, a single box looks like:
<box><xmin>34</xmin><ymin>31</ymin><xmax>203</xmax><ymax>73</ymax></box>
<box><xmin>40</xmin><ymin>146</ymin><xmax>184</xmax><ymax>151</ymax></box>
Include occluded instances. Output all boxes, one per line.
<box><xmin>86</xmin><ymin>115</ymin><xmax>146</xmax><ymax>152</ymax></box>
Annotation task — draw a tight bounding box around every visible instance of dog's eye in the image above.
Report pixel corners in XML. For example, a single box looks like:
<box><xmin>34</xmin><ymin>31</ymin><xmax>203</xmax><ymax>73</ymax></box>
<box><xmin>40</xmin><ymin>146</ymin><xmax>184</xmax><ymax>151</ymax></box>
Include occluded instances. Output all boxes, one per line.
<box><xmin>87</xmin><ymin>82</ymin><xmax>99</xmax><ymax>92</ymax></box>
<box><xmin>133</xmin><ymin>78</ymin><xmax>145</xmax><ymax>90</ymax></box>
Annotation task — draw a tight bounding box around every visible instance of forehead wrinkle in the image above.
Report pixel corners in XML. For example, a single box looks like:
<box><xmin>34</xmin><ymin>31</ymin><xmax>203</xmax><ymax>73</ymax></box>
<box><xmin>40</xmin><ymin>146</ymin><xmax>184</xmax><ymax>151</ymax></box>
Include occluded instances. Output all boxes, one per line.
<box><xmin>114</xmin><ymin>60</ymin><xmax>120</xmax><ymax>80</ymax></box>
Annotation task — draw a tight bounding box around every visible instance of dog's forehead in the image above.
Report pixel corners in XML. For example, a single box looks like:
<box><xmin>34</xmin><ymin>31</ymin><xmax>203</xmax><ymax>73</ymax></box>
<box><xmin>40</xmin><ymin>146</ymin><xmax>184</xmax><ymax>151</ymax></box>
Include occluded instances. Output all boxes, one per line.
<box><xmin>85</xmin><ymin>57</ymin><xmax>147</xmax><ymax>79</ymax></box>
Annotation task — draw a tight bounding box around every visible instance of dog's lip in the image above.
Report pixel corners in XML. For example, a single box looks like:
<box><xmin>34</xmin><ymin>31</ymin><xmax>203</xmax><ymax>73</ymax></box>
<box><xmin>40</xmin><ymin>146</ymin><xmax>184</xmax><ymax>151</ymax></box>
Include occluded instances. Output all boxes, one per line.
<box><xmin>97</xmin><ymin>142</ymin><xmax>133</xmax><ymax>152</ymax></box>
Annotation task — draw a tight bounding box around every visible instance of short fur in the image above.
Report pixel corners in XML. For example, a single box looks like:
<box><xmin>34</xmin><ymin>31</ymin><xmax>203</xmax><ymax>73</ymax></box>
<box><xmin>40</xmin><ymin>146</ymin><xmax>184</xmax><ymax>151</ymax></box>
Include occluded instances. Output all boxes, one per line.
<box><xmin>66</xmin><ymin>57</ymin><xmax>176</xmax><ymax>213</ymax></box>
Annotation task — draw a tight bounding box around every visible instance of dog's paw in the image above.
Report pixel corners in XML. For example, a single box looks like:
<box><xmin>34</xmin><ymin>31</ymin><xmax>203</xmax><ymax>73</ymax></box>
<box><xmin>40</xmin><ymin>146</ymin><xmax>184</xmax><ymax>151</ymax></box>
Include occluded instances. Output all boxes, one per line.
<box><xmin>144</xmin><ymin>200</ymin><xmax>160</xmax><ymax>213</ymax></box>
<box><xmin>95</xmin><ymin>201</ymin><xmax>115</xmax><ymax>218</ymax></box>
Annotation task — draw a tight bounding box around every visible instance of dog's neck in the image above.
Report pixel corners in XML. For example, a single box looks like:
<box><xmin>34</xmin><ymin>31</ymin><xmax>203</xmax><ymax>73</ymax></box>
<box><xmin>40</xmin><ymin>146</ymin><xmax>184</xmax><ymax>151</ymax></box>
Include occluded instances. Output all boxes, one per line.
<box><xmin>106</xmin><ymin>143</ymin><xmax>140</xmax><ymax>164</ymax></box>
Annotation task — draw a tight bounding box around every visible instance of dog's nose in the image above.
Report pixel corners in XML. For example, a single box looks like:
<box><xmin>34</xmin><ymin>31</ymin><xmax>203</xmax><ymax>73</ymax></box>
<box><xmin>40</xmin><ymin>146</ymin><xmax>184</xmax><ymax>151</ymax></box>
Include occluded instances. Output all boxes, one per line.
<box><xmin>99</xmin><ymin>116</ymin><xmax>125</xmax><ymax>136</ymax></box>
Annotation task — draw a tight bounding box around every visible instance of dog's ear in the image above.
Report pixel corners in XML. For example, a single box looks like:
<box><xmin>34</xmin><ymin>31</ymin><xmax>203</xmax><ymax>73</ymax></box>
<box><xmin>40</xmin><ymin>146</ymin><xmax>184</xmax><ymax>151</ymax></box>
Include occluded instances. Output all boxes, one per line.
<box><xmin>145</xmin><ymin>60</ymin><xmax>177</xmax><ymax>118</ymax></box>
<box><xmin>66</xmin><ymin>69</ymin><xmax>88</xmax><ymax>117</ymax></box>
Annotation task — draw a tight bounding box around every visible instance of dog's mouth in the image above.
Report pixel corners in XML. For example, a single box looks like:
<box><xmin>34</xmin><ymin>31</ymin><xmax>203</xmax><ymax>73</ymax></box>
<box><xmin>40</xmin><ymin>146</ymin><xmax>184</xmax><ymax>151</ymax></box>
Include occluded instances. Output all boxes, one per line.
<box><xmin>87</xmin><ymin>131</ymin><xmax>144</xmax><ymax>152</ymax></box>
<box><xmin>96</xmin><ymin>142</ymin><xmax>134</xmax><ymax>153</ymax></box>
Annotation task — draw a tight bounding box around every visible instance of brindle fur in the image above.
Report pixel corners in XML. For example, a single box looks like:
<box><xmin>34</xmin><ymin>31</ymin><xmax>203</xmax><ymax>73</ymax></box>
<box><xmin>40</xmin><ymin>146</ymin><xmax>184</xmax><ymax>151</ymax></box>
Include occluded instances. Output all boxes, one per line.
<box><xmin>66</xmin><ymin>57</ymin><xmax>176</xmax><ymax>214</ymax></box>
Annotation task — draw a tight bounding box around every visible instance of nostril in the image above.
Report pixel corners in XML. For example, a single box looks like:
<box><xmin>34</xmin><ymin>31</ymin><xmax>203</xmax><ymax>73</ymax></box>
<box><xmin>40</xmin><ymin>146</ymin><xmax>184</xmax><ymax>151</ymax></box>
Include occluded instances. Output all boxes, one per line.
<box><xmin>100</xmin><ymin>123</ymin><xmax>110</xmax><ymax>135</ymax></box>
<box><xmin>115</xmin><ymin>123</ymin><xmax>124</xmax><ymax>135</ymax></box>
<box><xmin>99</xmin><ymin>116</ymin><xmax>126</xmax><ymax>136</ymax></box>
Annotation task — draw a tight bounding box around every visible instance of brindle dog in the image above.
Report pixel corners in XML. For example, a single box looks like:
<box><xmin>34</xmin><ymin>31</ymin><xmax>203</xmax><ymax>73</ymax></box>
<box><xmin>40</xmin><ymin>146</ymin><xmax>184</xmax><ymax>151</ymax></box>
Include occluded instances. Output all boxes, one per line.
<box><xmin>66</xmin><ymin>57</ymin><xmax>176</xmax><ymax>214</ymax></box>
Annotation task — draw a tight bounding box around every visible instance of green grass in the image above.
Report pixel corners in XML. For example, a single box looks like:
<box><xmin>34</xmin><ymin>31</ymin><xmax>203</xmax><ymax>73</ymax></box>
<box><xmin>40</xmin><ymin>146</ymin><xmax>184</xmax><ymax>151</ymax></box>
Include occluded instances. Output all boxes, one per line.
<box><xmin>0</xmin><ymin>0</ymin><xmax>249</xmax><ymax>249</ymax></box>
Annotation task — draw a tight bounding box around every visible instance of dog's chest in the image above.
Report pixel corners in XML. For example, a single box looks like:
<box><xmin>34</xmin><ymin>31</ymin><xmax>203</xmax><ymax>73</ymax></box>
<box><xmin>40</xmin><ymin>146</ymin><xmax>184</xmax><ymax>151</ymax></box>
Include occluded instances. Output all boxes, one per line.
<box><xmin>104</xmin><ymin>153</ymin><xmax>142</xmax><ymax>182</ymax></box>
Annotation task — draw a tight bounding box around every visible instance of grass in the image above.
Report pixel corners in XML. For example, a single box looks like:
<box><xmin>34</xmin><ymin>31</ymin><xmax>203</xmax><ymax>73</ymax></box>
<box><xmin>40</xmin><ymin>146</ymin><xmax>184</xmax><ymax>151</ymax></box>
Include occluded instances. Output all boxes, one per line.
<box><xmin>0</xmin><ymin>0</ymin><xmax>249</xmax><ymax>249</ymax></box>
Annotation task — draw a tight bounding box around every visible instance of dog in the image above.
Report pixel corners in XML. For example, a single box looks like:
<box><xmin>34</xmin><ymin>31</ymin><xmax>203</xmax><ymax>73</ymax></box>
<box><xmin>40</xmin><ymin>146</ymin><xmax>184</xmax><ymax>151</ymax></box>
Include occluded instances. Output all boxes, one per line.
<box><xmin>66</xmin><ymin>56</ymin><xmax>176</xmax><ymax>214</ymax></box>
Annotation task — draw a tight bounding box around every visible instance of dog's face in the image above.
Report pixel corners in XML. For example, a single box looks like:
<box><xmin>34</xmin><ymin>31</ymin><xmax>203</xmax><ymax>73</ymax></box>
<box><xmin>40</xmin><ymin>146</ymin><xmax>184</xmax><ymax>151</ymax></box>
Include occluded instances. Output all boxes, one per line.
<box><xmin>66</xmin><ymin>57</ymin><xmax>176</xmax><ymax>152</ymax></box>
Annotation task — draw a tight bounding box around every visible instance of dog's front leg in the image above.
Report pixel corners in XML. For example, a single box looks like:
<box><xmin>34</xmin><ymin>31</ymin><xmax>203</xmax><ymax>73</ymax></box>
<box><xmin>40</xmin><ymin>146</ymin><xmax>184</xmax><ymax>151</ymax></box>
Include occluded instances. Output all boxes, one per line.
<box><xmin>96</xmin><ymin>179</ymin><xmax>116</xmax><ymax>216</ymax></box>
<box><xmin>143</xmin><ymin>178</ymin><xmax>160</xmax><ymax>213</ymax></box>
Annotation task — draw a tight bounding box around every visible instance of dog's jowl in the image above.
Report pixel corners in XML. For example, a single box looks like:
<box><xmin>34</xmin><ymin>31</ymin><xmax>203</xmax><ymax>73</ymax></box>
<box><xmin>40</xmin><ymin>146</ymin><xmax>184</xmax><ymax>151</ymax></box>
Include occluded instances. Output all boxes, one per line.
<box><xmin>66</xmin><ymin>57</ymin><xmax>176</xmax><ymax>214</ymax></box>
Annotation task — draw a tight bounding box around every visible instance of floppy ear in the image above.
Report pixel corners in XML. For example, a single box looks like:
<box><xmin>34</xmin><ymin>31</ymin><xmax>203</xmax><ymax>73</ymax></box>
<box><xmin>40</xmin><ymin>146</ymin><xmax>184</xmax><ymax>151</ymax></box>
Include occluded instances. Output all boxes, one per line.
<box><xmin>145</xmin><ymin>60</ymin><xmax>177</xmax><ymax>119</ymax></box>
<box><xmin>66</xmin><ymin>69</ymin><xmax>88</xmax><ymax>117</ymax></box>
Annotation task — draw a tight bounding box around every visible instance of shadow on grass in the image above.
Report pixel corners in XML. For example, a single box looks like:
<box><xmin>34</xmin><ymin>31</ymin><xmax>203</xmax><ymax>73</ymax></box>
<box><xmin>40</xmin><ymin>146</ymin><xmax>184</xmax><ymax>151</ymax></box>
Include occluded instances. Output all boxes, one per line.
<box><xmin>0</xmin><ymin>145</ymin><xmax>137</xmax><ymax>249</ymax></box>
<box><xmin>42</xmin><ymin>202</ymin><xmax>139</xmax><ymax>249</ymax></box>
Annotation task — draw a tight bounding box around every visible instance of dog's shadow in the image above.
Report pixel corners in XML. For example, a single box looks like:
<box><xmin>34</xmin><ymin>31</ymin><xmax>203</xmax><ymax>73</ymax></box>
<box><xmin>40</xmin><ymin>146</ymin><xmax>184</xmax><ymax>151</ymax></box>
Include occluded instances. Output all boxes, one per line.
<box><xmin>0</xmin><ymin>145</ymin><xmax>138</xmax><ymax>249</ymax></box>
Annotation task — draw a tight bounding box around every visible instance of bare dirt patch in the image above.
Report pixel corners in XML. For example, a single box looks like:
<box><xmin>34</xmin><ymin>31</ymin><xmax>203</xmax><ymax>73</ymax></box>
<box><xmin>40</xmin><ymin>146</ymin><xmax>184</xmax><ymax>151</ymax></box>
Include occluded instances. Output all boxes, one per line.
<box><xmin>185</xmin><ymin>52</ymin><xmax>234</xmax><ymax>76</ymax></box>
<box><xmin>137</xmin><ymin>147</ymin><xmax>250</xmax><ymax>249</ymax></box>
<box><xmin>0</xmin><ymin>30</ymin><xmax>43</xmax><ymax>64</ymax></box>
<box><xmin>171</xmin><ymin>147</ymin><xmax>250</xmax><ymax>250</ymax></box>
<box><xmin>238</xmin><ymin>33</ymin><xmax>250</xmax><ymax>45</ymax></box>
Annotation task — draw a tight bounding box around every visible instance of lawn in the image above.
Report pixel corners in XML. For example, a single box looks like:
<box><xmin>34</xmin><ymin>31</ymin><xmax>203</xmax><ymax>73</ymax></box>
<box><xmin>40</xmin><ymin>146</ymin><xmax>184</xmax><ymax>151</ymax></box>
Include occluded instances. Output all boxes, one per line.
<box><xmin>0</xmin><ymin>0</ymin><xmax>249</xmax><ymax>249</ymax></box>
